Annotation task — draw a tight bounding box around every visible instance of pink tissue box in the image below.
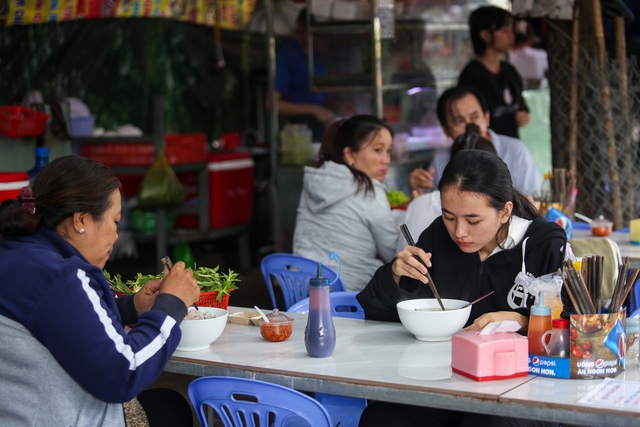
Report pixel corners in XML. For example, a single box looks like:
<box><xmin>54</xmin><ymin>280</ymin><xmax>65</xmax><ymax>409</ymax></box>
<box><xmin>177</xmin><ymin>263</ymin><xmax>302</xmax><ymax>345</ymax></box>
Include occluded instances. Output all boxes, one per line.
<box><xmin>452</xmin><ymin>331</ymin><xmax>529</xmax><ymax>381</ymax></box>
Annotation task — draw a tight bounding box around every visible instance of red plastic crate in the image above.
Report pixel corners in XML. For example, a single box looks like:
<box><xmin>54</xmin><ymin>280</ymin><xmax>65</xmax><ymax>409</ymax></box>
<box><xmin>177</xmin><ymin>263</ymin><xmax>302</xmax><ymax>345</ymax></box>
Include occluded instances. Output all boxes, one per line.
<box><xmin>81</xmin><ymin>142</ymin><xmax>155</xmax><ymax>166</ymax></box>
<box><xmin>0</xmin><ymin>172</ymin><xmax>30</xmax><ymax>204</ymax></box>
<box><xmin>165</xmin><ymin>134</ymin><xmax>208</xmax><ymax>165</ymax></box>
<box><xmin>80</xmin><ymin>133</ymin><xmax>207</xmax><ymax>166</ymax></box>
<box><xmin>0</xmin><ymin>106</ymin><xmax>49</xmax><ymax>138</ymax></box>
<box><xmin>196</xmin><ymin>291</ymin><xmax>231</xmax><ymax>309</ymax></box>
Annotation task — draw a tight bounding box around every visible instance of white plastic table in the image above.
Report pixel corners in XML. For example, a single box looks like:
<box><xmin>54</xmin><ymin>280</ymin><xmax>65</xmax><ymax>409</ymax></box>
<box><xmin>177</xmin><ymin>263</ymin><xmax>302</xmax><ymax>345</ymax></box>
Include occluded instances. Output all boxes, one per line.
<box><xmin>165</xmin><ymin>308</ymin><xmax>640</xmax><ymax>426</ymax></box>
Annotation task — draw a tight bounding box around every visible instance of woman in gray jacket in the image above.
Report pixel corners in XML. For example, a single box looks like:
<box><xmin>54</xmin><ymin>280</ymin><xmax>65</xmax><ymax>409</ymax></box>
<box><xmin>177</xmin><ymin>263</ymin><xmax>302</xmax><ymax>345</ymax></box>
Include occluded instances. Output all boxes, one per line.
<box><xmin>293</xmin><ymin>115</ymin><xmax>403</xmax><ymax>292</ymax></box>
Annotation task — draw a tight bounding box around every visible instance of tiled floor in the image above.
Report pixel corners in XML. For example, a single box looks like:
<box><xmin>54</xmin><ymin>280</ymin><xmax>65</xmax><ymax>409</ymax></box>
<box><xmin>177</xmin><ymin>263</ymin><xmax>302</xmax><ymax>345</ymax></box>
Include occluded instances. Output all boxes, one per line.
<box><xmin>106</xmin><ymin>239</ymin><xmax>274</xmax><ymax>426</ymax></box>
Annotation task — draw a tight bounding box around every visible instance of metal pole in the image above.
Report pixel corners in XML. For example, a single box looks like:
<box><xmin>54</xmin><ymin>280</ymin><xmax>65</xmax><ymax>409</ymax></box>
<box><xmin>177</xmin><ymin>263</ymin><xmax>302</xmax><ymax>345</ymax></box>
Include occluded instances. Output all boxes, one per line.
<box><xmin>153</xmin><ymin>95</ymin><xmax>166</xmax><ymax>271</ymax></box>
<box><xmin>266</xmin><ymin>0</ymin><xmax>280</xmax><ymax>250</ymax></box>
<box><xmin>372</xmin><ymin>0</ymin><xmax>383</xmax><ymax>118</ymax></box>
<box><xmin>153</xmin><ymin>95</ymin><xmax>165</xmax><ymax>156</ymax></box>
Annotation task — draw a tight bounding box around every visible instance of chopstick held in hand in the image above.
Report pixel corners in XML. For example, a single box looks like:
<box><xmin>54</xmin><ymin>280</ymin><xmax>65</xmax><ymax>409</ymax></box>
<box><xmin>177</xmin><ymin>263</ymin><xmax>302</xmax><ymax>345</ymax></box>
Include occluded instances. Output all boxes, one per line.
<box><xmin>162</xmin><ymin>256</ymin><xmax>199</xmax><ymax>311</ymax></box>
<box><xmin>399</xmin><ymin>224</ymin><xmax>446</xmax><ymax>311</ymax></box>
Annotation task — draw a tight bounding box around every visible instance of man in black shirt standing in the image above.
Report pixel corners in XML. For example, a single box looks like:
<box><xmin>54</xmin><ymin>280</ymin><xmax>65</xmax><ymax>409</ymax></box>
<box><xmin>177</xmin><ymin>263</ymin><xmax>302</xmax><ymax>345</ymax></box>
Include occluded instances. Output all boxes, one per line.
<box><xmin>458</xmin><ymin>5</ymin><xmax>530</xmax><ymax>139</ymax></box>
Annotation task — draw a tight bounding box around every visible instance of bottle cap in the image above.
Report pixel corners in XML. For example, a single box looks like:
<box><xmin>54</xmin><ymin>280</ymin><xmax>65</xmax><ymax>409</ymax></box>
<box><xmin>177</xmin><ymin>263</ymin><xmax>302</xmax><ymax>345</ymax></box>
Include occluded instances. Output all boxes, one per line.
<box><xmin>309</xmin><ymin>263</ymin><xmax>330</xmax><ymax>288</ymax></box>
<box><xmin>35</xmin><ymin>147</ymin><xmax>49</xmax><ymax>157</ymax></box>
<box><xmin>531</xmin><ymin>292</ymin><xmax>551</xmax><ymax>316</ymax></box>
<box><xmin>552</xmin><ymin>318</ymin><xmax>569</xmax><ymax>329</ymax></box>
<box><xmin>627</xmin><ymin>317</ymin><xmax>639</xmax><ymax>334</ymax></box>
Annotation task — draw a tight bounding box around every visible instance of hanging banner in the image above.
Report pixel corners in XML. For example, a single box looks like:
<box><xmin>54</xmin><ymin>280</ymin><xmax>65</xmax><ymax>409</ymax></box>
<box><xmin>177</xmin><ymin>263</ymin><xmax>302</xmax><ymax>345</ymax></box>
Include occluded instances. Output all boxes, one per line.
<box><xmin>219</xmin><ymin>0</ymin><xmax>255</xmax><ymax>29</ymax></box>
<box><xmin>2</xmin><ymin>0</ymin><xmax>255</xmax><ymax>28</ymax></box>
<box><xmin>6</xmin><ymin>0</ymin><xmax>79</xmax><ymax>25</ymax></box>
<box><xmin>76</xmin><ymin>0</ymin><xmax>104</xmax><ymax>19</ymax></box>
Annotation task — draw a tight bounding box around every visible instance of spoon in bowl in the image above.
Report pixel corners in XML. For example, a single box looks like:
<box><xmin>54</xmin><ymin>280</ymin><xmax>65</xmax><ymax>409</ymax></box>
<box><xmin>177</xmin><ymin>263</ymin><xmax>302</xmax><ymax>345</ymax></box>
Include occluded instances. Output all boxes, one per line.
<box><xmin>415</xmin><ymin>291</ymin><xmax>495</xmax><ymax>311</ymax></box>
<box><xmin>254</xmin><ymin>306</ymin><xmax>270</xmax><ymax>323</ymax></box>
<box><xmin>461</xmin><ymin>291</ymin><xmax>494</xmax><ymax>309</ymax></box>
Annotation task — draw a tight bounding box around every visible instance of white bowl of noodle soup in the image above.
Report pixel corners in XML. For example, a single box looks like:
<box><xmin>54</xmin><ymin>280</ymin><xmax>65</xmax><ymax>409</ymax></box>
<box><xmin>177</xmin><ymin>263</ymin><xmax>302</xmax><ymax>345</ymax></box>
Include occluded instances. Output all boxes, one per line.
<box><xmin>176</xmin><ymin>307</ymin><xmax>228</xmax><ymax>351</ymax></box>
<box><xmin>397</xmin><ymin>299</ymin><xmax>471</xmax><ymax>342</ymax></box>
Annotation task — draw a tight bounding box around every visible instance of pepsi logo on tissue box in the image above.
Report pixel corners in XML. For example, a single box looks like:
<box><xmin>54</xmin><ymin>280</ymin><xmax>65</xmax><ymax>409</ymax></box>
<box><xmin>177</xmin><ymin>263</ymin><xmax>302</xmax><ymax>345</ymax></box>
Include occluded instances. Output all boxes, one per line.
<box><xmin>452</xmin><ymin>331</ymin><xmax>529</xmax><ymax>381</ymax></box>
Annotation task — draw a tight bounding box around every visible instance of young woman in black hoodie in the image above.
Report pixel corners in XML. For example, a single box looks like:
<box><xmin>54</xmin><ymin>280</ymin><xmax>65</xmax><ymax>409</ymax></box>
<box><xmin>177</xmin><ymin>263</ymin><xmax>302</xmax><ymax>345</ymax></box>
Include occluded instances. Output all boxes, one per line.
<box><xmin>357</xmin><ymin>150</ymin><xmax>566</xmax><ymax>427</ymax></box>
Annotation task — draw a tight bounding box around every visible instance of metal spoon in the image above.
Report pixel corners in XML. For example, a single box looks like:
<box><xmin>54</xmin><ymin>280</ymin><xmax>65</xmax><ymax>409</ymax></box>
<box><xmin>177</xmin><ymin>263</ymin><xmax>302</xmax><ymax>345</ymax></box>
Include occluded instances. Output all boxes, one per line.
<box><xmin>461</xmin><ymin>291</ymin><xmax>495</xmax><ymax>309</ymax></box>
<box><xmin>414</xmin><ymin>291</ymin><xmax>495</xmax><ymax>311</ymax></box>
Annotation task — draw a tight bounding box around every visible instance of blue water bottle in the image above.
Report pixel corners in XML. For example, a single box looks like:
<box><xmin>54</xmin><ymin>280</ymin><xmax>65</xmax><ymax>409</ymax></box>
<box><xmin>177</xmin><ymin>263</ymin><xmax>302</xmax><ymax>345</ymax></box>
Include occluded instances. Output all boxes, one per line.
<box><xmin>304</xmin><ymin>263</ymin><xmax>336</xmax><ymax>358</ymax></box>
<box><xmin>28</xmin><ymin>147</ymin><xmax>49</xmax><ymax>186</ymax></box>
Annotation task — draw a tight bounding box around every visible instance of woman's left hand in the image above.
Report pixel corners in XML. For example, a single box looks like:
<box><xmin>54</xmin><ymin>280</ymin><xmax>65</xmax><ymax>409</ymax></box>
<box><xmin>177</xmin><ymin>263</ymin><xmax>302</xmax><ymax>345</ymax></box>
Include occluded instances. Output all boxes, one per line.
<box><xmin>133</xmin><ymin>279</ymin><xmax>162</xmax><ymax>315</ymax></box>
<box><xmin>464</xmin><ymin>311</ymin><xmax>528</xmax><ymax>333</ymax></box>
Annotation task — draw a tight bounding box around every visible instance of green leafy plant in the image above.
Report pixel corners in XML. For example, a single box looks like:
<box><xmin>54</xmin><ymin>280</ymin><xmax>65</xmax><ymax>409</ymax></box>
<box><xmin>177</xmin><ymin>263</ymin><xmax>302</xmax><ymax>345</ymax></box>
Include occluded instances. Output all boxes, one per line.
<box><xmin>386</xmin><ymin>189</ymin><xmax>410</xmax><ymax>207</ymax></box>
<box><xmin>193</xmin><ymin>266</ymin><xmax>240</xmax><ymax>302</ymax></box>
<box><xmin>104</xmin><ymin>270</ymin><xmax>130</xmax><ymax>294</ymax></box>
<box><xmin>104</xmin><ymin>266</ymin><xmax>240</xmax><ymax>302</ymax></box>
<box><xmin>104</xmin><ymin>270</ymin><xmax>163</xmax><ymax>294</ymax></box>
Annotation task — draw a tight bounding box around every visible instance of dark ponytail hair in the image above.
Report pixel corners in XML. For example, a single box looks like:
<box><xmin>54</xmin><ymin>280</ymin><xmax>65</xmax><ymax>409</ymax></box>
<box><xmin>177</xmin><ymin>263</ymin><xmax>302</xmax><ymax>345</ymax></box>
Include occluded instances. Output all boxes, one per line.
<box><xmin>439</xmin><ymin>150</ymin><xmax>540</xmax><ymax>243</ymax></box>
<box><xmin>316</xmin><ymin>114</ymin><xmax>393</xmax><ymax>196</ymax></box>
<box><xmin>450</xmin><ymin>123</ymin><xmax>496</xmax><ymax>157</ymax></box>
<box><xmin>0</xmin><ymin>156</ymin><xmax>121</xmax><ymax>237</ymax></box>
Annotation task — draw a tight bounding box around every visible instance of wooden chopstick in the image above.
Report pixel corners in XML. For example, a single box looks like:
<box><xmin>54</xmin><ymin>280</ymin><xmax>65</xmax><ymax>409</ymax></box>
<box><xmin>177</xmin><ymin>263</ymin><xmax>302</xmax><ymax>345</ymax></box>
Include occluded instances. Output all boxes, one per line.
<box><xmin>399</xmin><ymin>224</ymin><xmax>446</xmax><ymax>311</ymax></box>
<box><xmin>563</xmin><ymin>255</ymin><xmax>638</xmax><ymax>315</ymax></box>
<box><xmin>559</xmin><ymin>268</ymin><xmax>582</xmax><ymax>314</ymax></box>
<box><xmin>563</xmin><ymin>260</ymin><xmax>597</xmax><ymax>314</ymax></box>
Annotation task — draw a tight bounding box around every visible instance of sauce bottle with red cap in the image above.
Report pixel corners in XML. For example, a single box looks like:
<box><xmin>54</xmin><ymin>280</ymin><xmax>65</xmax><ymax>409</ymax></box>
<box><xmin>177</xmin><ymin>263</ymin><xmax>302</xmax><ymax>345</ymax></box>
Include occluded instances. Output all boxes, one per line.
<box><xmin>528</xmin><ymin>292</ymin><xmax>552</xmax><ymax>356</ymax></box>
<box><xmin>542</xmin><ymin>318</ymin><xmax>570</xmax><ymax>358</ymax></box>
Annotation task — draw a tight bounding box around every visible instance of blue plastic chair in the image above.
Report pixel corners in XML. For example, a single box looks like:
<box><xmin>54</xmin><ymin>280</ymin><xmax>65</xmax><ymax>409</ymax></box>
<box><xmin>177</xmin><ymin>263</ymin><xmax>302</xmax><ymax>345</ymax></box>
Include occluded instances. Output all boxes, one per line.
<box><xmin>631</xmin><ymin>274</ymin><xmax>640</xmax><ymax>315</ymax></box>
<box><xmin>188</xmin><ymin>376</ymin><xmax>333</xmax><ymax>427</ymax></box>
<box><xmin>288</xmin><ymin>291</ymin><xmax>367</xmax><ymax>427</ymax></box>
<box><xmin>261</xmin><ymin>253</ymin><xmax>345</xmax><ymax>311</ymax></box>
<box><xmin>288</xmin><ymin>292</ymin><xmax>365</xmax><ymax>320</ymax></box>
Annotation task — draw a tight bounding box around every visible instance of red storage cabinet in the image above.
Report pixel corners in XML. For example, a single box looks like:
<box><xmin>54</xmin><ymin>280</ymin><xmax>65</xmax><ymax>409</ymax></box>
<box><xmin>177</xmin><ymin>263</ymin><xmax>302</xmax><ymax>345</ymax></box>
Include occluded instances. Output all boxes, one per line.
<box><xmin>175</xmin><ymin>151</ymin><xmax>254</xmax><ymax>229</ymax></box>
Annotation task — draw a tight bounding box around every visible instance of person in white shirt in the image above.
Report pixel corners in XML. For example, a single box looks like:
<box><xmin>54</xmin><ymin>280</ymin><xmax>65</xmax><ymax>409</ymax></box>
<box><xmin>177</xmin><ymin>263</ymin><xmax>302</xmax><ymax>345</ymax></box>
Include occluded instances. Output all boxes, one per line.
<box><xmin>510</xmin><ymin>18</ymin><xmax>548</xmax><ymax>89</ymax></box>
<box><xmin>402</xmin><ymin>87</ymin><xmax>541</xmax><ymax>249</ymax></box>
<box><xmin>409</xmin><ymin>86</ymin><xmax>541</xmax><ymax>197</ymax></box>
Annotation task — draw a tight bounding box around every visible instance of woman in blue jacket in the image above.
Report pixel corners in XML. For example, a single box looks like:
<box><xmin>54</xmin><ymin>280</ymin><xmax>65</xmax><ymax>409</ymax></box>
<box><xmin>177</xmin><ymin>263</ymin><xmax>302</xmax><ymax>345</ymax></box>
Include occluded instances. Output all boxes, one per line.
<box><xmin>0</xmin><ymin>156</ymin><xmax>200</xmax><ymax>426</ymax></box>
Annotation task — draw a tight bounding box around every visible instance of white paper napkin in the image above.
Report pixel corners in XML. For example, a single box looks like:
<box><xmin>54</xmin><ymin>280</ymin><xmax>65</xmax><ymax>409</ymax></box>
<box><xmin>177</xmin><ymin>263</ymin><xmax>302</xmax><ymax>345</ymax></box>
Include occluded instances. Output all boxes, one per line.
<box><xmin>478</xmin><ymin>320</ymin><xmax>521</xmax><ymax>335</ymax></box>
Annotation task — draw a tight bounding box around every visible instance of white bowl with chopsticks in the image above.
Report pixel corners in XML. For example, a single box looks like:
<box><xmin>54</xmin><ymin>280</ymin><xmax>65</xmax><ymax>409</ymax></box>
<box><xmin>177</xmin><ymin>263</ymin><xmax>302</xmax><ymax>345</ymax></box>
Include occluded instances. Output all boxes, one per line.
<box><xmin>397</xmin><ymin>299</ymin><xmax>471</xmax><ymax>342</ymax></box>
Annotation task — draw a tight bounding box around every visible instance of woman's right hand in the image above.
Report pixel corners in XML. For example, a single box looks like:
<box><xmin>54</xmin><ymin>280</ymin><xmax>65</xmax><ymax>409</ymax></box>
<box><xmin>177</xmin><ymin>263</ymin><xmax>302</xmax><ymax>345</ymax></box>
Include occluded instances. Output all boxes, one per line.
<box><xmin>158</xmin><ymin>261</ymin><xmax>200</xmax><ymax>308</ymax></box>
<box><xmin>391</xmin><ymin>245</ymin><xmax>432</xmax><ymax>285</ymax></box>
<box><xmin>409</xmin><ymin>167</ymin><xmax>435</xmax><ymax>193</ymax></box>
